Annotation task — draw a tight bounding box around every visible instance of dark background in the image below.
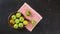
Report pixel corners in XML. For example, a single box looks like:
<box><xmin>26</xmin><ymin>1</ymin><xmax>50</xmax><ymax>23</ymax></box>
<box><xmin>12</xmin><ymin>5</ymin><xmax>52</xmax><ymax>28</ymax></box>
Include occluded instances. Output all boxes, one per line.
<box><xmin>0</xmin><ymin>0</ymin><xmax>60</xmax><ymax>34</ymax></box>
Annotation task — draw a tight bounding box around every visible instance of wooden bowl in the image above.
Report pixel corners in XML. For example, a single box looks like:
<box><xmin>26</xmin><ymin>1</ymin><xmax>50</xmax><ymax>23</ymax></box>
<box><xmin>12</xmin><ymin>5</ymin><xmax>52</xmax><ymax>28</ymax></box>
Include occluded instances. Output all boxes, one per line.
<box><xmin>8</xmin><ymin>11</ymin><xmax>30</xmax><ymax>30</ymax></box>
<box><xmin>8</xmin><ymin>11</ymin><xmax>24</xmax><ymax>30</ymax></box>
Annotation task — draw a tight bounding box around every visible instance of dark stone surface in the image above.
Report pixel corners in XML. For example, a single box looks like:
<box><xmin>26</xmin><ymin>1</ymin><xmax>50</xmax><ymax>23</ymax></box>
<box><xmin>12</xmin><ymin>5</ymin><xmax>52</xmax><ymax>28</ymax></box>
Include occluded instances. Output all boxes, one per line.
<box><xmin>0</xmin><ymin>0</ymin><xmax>60</xmax><ymax>34</ymax></box>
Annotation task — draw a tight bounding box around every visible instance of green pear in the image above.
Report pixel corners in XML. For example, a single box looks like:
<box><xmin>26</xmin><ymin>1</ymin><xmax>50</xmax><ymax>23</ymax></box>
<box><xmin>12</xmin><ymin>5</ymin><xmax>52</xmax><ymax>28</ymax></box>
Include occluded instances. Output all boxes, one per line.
<box><xmin>32</xmin><ymin>20</ymin><xmax>36</xmax><ymax>26</ymax></box>
<box><xmin>26</xmin><ymin>11</ymin><xmax>31</xmax><ymax>16</ymax></box>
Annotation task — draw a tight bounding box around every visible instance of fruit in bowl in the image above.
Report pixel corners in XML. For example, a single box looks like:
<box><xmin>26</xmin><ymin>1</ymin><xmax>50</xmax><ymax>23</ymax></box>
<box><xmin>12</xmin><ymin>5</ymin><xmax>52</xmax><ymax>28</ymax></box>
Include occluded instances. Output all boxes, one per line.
<box><xmin>10</xmin><ymin>19</ymin><xmax>15</xmax><ymax>25</ymax></box>
<box><xmin>13</xmin><ymin>24</ymin><xmax>18</xmax><ymax>29</ymax></box>
<box><xmin>19</xmin><ymin>23</ymin><xmax>24</xmax><ymax>28</ymax></box>
<box><xmin>8</xmin><ymin>11</ymin><xmax>29</xmax><ymax>29</ymax></box>
<box><xmin>19</xmin><ymin>16</ymin><xmax>24</xmax><ymax>22</ymax></box>
<box><xmin>15</xmin><ymin>19</ymin><xmax>20</xmax><ymax>24</ymax></box>
<box><xmin>16</xmin><ymin>12</ymin><xmax>21</xmax><ymax>18</ymax></box>
<box><xmin>11</xmin><ymin>15</ymin><xmax>16</xmax><ymax>20</ymax></box>
<box><xmin>23</xmin><ymin>20</ymin><xmax>29</xmax><ymax>26</ymax></box>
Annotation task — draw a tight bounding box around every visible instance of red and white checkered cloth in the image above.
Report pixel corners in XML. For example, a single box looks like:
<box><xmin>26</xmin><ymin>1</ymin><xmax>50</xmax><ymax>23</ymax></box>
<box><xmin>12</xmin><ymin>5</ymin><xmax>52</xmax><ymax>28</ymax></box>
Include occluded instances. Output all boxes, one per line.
<box><xmin>18</xmin><ymin>3</ymin><xmax>43</xmax><ymax>32</ymax></box>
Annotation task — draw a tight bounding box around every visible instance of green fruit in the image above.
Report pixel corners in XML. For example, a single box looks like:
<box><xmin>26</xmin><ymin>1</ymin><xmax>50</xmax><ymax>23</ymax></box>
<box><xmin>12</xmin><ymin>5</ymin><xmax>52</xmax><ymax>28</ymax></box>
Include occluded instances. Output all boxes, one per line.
<box><xmin>13</xmin><ymin>24</ymin><xmax>18</xmax><ymax>29</ymax></box>
<box><xmin>19</xmin><ymin>17</ymin><xmax>24</xmax><ymax>22</ymax></box>
<box><xmin>16</xmin><ymin>12</ymin><xmax>21</xmax><ymax>18</ymax></box>
<box><xmin>11</xmin><ymin>15</ymin><xmax>16</xmax><ymax>20</ymax></box>
<box><xmin>26</xmin><ymin>11</ymin><xmax>31</xmax><ymax>16</ymax></box>
<box><xmin>32</xmin><ymin>20</ymin><xmax>36</xmax><ymax>26</ymax></box>
<box><xmin>19</xmin><ymin>23</ymin><xmax>23</xmax><ymax>28</ymax></box>
<box><xmin>15</xmin><ymin>19</ymin><xmax>19</xmax><ymax>24</ymax></box>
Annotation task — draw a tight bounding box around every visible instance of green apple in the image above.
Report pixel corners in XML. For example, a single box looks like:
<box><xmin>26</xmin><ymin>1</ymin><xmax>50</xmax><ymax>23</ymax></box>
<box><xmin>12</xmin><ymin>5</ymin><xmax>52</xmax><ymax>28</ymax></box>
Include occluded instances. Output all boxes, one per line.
<box><xmin>19</xmin><ymin>17</ymin><xmax>24</xmax><ymax>22</ymax></box>
<box><xmin>16</xmin><ymin>12</ymin><xmax>21</xmax><ymax>18</ymax></box>
<box><xmin>11</xmin><ymin>15</ymin><xmax>16</xmax><ymax>20</ymax></box>
<box><xmin>32</xmin><ymin>20</ymin><xmax>36</xmax><ymax>26</ymax></box>
<box><xmin>15</xmin><ymin>19</ymin><xmax>19</xmax><ymax>24</ymax></box>
<box><xmin>13</xmin><ymin>24</ymin><xmax>18</xmax><ymax>29</ymax></box>
<box><xmin>19</xmin><ymin>23</ymin><xmax>23</xmax><ymax>28</ymax></box>
<box><xmin>26</xmin><ymin>11</ymin><xmax>31</xmax><ymax>16</ymax></box>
